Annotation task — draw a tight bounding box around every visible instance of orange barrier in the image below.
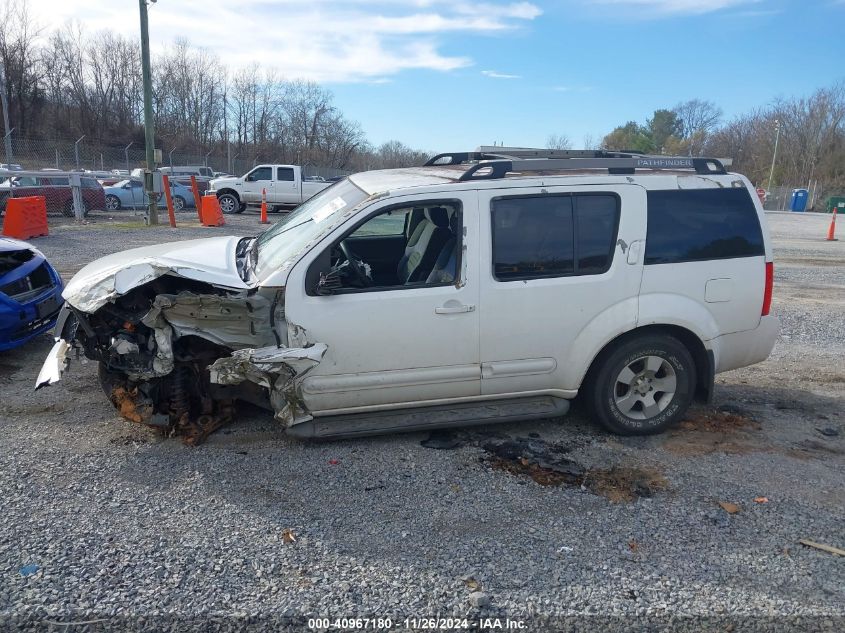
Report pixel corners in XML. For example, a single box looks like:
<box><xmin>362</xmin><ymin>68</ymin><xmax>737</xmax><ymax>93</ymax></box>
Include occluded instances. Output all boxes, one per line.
<box><xmin>200</xmin><ymin>195</ymin><xmax>225</xmax><ymax>226</ymax></box>
<box><xmin>190</xmin><ymin>175</ymin><xmax>203</xmax><ymax>222</ymax></box>
<box><xmin>826</xmin><ymin>207</ymin><xmax>838</xmax><ymax>241</ymax></box>
<box><xmin>2</xmin><ymin>196</ymin><xmax>49</xmax><ymax>240</ymax></box>
<box><xmin>260</xmin><ymin>187</ymin><xmax>269</xmax><ymax>224</ymax></box>
<box><xmin>162</xmin><ymin>175</ymin><xmax>177</xmax><ymax>228</ymax></box>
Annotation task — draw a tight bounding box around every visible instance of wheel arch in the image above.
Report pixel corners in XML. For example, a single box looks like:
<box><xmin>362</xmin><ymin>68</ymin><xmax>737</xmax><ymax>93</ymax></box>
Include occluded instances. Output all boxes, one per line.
<box><xmin>216</xmin><ymin>188</ymin><xmax>240</xmax><ymax>201</ymax></box>
<box><xmin>580</xmin><ymin>324</ymin><xmax>714</xmax><ymax>405</ymax></box>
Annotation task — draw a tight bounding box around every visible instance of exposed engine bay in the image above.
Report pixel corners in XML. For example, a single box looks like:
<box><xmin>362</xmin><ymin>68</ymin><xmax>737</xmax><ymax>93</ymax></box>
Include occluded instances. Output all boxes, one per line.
<box><xmin>38</xmin><ymin>272</ymin><xmax>326</xmax><ymax>445</ymax></box>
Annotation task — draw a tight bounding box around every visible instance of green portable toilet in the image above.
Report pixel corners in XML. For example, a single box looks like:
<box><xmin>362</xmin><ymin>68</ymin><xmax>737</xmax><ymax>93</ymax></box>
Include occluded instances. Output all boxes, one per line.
<box><xmin>827</xmin><ymin>196</ymin><xmax>845</xmax><ymax>213</ymax></box>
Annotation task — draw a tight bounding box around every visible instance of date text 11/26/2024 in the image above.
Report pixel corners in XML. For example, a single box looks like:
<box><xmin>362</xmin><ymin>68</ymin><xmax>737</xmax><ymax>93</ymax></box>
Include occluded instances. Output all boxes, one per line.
<box><xmin>307</xmin><ymin>617</ymin><xmax>527</xmax><ymax>630</ymax></box>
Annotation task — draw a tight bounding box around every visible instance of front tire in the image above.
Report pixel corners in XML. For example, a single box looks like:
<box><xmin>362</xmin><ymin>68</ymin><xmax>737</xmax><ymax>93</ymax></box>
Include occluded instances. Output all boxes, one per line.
<box><xmin>105</xmin><ymin>195</ymin><xmax>121</xmax><ymax>211</ymax></box>
<box><xmin>585</xmin><ymin>334</ymin><xmax>696</xmax><ymax>435</ymax></box>
<box><xmin>173</xmin><ymin>195</ymin><xmax>186</xmax><ymax>211</ymax></box>
<box><xmin>218</xmin><ymin>192</ymin><xmax>243</xmax><ymax>214</ymax></box>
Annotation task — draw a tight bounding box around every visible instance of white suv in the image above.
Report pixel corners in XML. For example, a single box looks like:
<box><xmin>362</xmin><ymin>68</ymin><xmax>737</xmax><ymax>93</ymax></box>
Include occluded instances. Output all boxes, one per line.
<box><xmin>37</xmin><ymin>149</ymin><xmax>778</xmax><ymax>440</ymax></box>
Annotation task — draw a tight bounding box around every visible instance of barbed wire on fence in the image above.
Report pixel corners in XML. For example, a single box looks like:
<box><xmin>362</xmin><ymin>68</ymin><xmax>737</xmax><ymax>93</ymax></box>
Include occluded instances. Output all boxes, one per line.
<box><xmin>3</xmin><ymin>135</ymin><xmax>350</xmax><ymax>181</ymax></box>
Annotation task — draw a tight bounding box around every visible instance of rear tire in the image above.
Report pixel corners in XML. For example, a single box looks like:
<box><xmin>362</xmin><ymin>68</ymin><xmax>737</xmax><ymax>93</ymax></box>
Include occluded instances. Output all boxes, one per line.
<box><xmin>173</xmin><ymin>195</ymin><xmax>186</xmax><ymax>211</ymax></box>
<box><xmin>585</xmin><ymin>334</ymin><xmax>696</xmax><ymax>435</ymax></box>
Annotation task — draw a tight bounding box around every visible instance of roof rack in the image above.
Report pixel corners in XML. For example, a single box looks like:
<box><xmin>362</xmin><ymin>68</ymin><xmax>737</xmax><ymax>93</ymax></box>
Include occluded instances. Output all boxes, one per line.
<box><xmin>423</xmin><ymin>146</ymin><xmax>729</xmax><ymax>181</ymax></box>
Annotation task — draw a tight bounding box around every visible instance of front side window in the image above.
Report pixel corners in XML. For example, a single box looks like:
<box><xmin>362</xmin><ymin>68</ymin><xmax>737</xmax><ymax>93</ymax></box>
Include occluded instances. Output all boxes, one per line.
<box><xmin>491</xmin><ymin>193</ymin><xmax>619</xmax><ymax>281</ymax></box>
<box><xmin>246</xmin><ymin>167</ymin><xmax>272</xmax><ymax>182</ymax></box>
<box><xmin>307</xmin><ymin>201</ymin><xmax>462</xmax><ymax>294</ymax></box>
<box><xmin>645</xmin><ymin>188</ymin><xmax>764</xmax><ymax>264</ymax></box>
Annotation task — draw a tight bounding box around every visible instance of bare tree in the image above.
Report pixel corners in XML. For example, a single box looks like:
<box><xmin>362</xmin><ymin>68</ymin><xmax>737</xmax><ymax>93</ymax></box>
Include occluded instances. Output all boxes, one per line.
<box><xmin>546</xmin><ymin>133</ymin><xmax>572</xmax><ymax>150</ymax></box>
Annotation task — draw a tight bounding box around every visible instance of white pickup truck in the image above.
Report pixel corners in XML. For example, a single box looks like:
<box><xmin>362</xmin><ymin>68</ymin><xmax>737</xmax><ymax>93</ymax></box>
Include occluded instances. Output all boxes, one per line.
<box><xmin>208</xmin><ymin>165</ymin><xmax>332</xmax><ymax>214</ymax></box>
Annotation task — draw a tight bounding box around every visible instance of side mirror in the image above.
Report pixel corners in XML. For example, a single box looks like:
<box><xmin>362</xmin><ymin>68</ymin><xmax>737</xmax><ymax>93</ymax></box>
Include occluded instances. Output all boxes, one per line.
<box><xmin>316</xmin><ymin>270</ymin><xmax>342</xmax><ymax>296</ymax></box>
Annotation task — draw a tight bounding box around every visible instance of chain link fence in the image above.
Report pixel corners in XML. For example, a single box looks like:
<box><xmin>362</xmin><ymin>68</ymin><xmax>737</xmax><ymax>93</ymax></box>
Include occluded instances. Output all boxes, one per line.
<box><xmin>2</xmin><ymin>135</ymin><xmax>350</xmax><ymax>181</ymax></box>
<box><xmin>762</xmin><ymin>184</ymin><xmax>843</xmax><ymax>212</ymax></box>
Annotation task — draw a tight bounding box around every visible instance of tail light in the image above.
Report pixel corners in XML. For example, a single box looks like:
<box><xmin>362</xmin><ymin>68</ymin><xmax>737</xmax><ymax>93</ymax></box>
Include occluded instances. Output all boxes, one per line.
<box><xmin>761</xmin><ymin>261</ymin><xmax>774</xmax><ymax>316</ymax></box>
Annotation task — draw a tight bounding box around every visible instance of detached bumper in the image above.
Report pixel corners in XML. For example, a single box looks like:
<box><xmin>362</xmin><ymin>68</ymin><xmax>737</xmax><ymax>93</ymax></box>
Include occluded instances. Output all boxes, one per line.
<box><xmin>34</xmin><ymin>305</ymin><xmax>75</xmax><ymax>389</ymax></box>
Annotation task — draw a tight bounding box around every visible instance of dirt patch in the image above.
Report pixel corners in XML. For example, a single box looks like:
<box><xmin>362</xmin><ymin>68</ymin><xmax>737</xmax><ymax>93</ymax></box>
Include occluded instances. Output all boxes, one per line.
<box><xmin>786</xmin><ymin>439</ymin><xmax>845</xmax><ymax>460</ymax></box>
<box><xmin>0</xmin><ymin>402</ymin><xmax>68</xmax><ymax>416</ymax></box>
<box><xmin>662</xmin><ymin>407</ymin><xmax>764</xmax><ymax>456</ymax></box>
<box><xmin>677</xmin><ymin>408</ymin><xmax>761</xmax><ymax>433</ymax></box>
<box><xmin>775</xmin><ymin>257</ymin><xmax>844</xmax><ymax>267</ymax></box>
<box><xmin>479</xmin><ymin>437</ymin><xmax>668</xmax><ymax>502</ymax></box>
<box><xmin>803</xmin><ymin>371</ymin><xmax>845</xmax><ymax>385</ymax></box>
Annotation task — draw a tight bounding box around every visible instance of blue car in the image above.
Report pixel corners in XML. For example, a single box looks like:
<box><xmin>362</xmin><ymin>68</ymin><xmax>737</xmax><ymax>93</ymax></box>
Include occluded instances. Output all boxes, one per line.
<box><xmin>0</xmin><ymin>237</ymin><xmax>64</xmax><ymax>351</ymax></box>
<box><xmin>103</xmin><ymin>179</ymin><xmax>196</xmax><ymax>212</ymax></box>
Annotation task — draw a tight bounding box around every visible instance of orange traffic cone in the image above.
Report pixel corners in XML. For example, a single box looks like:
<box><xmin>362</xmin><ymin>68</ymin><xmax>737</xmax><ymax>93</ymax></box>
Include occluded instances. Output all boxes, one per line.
<box><xmin>260</xmin><ymin>187</ymin><xmax>269</xmax><ymax>224</ymax></box>
<box><xmin>826</xmin><ymin>208</ymin><xmax>838</xmax><ymax>241</ymax></box>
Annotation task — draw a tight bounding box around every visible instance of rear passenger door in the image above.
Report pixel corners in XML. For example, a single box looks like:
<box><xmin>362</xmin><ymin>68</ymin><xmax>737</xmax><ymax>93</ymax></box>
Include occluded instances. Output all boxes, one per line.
<box><xmin>272</xmin><ymin>167</ymin><xmax>299</xmax><ymax>204</ymax></box>
<box><xmin>477</xmin><ymin>185</ymin><xmax>647</xmax><ymax>396</ymax></box>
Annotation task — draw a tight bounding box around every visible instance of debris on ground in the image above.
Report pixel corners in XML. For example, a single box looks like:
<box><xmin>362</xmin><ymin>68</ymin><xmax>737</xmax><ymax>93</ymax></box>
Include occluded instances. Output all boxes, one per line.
<box><xmin>717</xmin><ymin>501</ymin><xmax>742</xmax><ymax>514</ymax></box>
<box><xmin>480</xmin><ymin>436</ymin><xmax>668</xmax><ymax>502</ymax></box>
<box><xmin>462</xmin><ymin>576</ymin><xmax>481</xmax><ymax>591</ymax></box>
<box><xmin>19</xmin><ymin>564</ymin><xmax>39</xmax><ymax>577</ymax></box>
<box><xmin>468</xmin><ymin>591</ymin><xmax>491</xmax><ymax>608</ymax></box>
<box><xmin>420</xmin><ymin>430</ymin><xmax>464</xmax><ymax>450</ymax></box>
<box><xmin>798</xmin><ymin>539</ymin><xmax>845</xmax><ymax>556</ymax></box>
<box><xmin>754</xmin><ymin>496</ymin><xmax>769</xmax><ymax>504</ymax></box>
<box><xmin>816</xmin><ymin>427</ymin><xmax>840</xmax><ymax>437</ymax></box>
<box><xmin>282</xmin><ymin>528</ymin><xmax>297</xmax><ymax>544</ymax></box>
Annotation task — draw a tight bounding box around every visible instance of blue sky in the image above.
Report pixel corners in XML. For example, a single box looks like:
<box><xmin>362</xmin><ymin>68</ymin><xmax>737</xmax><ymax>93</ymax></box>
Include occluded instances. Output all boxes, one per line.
<box><xmin>33</xmin><ymin>0</ymin><xmax>845</xmax><ymax>151</ymax></box>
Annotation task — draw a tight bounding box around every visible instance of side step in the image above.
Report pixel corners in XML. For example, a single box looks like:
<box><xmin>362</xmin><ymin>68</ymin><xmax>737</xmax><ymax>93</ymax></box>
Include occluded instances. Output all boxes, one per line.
<box><xmin>286</xmin><ymin>396</ymin><xmax>570</xmax><ymax>439</ymax></box>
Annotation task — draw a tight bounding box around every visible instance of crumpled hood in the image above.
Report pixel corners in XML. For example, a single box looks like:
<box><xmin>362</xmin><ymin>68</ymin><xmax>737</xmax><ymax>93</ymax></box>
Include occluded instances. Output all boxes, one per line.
<box><xmin>63</xmin><ymin>235</ymin><xmax>249</xmax><ymax>313</ymax></box>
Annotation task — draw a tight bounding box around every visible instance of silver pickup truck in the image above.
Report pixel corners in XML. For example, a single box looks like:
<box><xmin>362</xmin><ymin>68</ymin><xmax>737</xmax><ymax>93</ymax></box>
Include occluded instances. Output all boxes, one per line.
<box><xmin>208</xmin><ymin>164</ymin><xmax>332</xmax><ymax>214</ymax></box>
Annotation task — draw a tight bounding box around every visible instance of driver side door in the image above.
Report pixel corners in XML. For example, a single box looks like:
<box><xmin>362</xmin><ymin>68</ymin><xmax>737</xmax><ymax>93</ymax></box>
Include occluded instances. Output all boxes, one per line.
<box><xmin>283</xmin><ymin>191</ymin><xmax>481</xmax><ymax>414</ymax></box>
<box><xmin>242</xmin><ymin>166</ymin><xmax>273</xmax><ymax>204</ymax></box>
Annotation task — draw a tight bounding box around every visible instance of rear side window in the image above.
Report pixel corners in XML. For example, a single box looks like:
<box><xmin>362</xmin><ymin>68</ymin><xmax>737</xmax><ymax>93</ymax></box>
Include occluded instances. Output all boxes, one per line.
<box><xmin>277</xmin><ymin>167</ymin><xmax>295</xmax><ymax>181</ymax></box>
<box><xmin>491</xmin><ymin>194</ymin><xmax>619</xmax><ymax>281</ymax></box>
<box><xmin>645</xmin><ymin>188</ymin><xmax>764</xmax><ymax>264</ymax></box>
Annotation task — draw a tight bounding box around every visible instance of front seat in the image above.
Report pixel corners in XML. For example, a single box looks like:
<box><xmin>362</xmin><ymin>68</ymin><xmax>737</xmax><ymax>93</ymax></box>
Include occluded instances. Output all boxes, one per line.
<box><xmin>396</xmin><ymin>207</ymin><xmax>452</xmax><ymax>284</ymax></box>
<box><xmin>426</xmin><ymin>212</ymin><xmax>460</xmax><ymax>284</ymax></box>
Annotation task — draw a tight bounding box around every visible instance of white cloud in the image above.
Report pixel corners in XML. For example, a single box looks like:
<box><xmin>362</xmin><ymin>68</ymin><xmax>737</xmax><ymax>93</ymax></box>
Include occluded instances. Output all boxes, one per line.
<box><xmin>593</xmin><ymin>0</ymin><xmax>760</xmax><ymax>15</ymax></box>
<box><xmin>481</xmin><ymin>70</ymin><xmax>521</xmax><ymax>79</ymax></box>
<box><xmin>26</xmin><ymin>0</ymin><xmax>541</xmax><ymax>82</ymax></box>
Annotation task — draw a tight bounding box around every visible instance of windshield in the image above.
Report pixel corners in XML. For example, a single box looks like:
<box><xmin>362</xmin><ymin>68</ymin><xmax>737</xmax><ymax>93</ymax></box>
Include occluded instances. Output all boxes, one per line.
<box><xmin>254</xmin><ymin>178</ymin><xmax>368</xmax><ymax>278</ymax></box>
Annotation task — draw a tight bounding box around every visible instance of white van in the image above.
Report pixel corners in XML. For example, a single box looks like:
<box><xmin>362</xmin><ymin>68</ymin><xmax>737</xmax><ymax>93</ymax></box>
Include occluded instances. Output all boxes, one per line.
<box><xmin>38</xmin><ymin>149</ymin><xmax>778</xmax><ymax>439</ymax></box>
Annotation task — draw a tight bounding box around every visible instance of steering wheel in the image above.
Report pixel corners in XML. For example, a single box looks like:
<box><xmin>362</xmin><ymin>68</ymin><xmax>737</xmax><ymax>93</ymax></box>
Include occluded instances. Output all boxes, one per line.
<box><xmin>339</xmin><ymin>240</ymin><xmax>370</xmax><ymax>287</ymax></box>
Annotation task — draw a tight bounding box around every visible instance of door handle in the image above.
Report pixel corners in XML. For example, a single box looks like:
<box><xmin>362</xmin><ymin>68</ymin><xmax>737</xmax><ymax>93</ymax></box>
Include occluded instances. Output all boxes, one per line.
<box><xmin>435</xmin><ymin>303</ymin><xmax>475</xmax><ymax>314</ymax></box>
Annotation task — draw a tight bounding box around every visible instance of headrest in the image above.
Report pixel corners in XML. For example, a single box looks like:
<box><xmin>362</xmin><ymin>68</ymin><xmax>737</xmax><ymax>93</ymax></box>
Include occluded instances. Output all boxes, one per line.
<box><xmin>425</xmin><ymin>206</ymin><xmax>450</xmax><ymax>228</ymax></box>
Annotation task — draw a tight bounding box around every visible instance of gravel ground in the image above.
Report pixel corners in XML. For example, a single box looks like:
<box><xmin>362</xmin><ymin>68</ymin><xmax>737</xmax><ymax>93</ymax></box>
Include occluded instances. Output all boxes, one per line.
<box><xmin>0</xmin><ymin>209</ymin><xmax>843</xmax><ymax>632</ymax></box>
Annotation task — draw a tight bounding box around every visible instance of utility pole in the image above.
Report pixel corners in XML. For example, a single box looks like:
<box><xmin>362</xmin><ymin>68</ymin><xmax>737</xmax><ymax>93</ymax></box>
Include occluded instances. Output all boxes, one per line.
<box><xmin>0</xmin><ymin>62</ymin><xmax>13</xmax><ymax>167</ymax></box>
<box><xmin>139</xmin><ymin>0</ymin><xmax>158</xmax><ymax>225</ymax></box>
<box><xmin>767</xmin><ymin>119</ymin><xmax>781</xmax><ymax>190</ymax></box>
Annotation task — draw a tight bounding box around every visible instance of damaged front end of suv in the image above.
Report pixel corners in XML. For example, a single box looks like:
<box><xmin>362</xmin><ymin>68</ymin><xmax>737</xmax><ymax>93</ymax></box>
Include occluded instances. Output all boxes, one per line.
<box><xmin>35</xmin><ymin>235</ymin><xmax>327</xmax><ymax>444</ymax></box>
